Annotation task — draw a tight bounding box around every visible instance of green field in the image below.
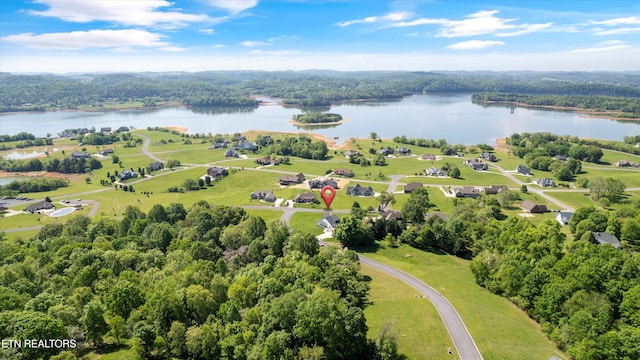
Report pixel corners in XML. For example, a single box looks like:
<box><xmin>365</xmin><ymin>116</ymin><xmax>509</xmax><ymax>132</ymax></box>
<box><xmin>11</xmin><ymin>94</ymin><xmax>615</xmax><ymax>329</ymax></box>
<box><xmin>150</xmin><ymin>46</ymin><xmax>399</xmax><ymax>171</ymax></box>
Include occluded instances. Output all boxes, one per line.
<box><xmin>289</xmin><ymin>212</ymin><xmax>326</xmax><ymax>235</ymax></box>
<box><xmin>362</xmin><ymin>264</ymin><xmax>455</xmax><ymax>359</ymax></box>
<box><xmin>360</xmin><ymin>245</ymin><xmax>565</xmax><ymax>360</ymax></box>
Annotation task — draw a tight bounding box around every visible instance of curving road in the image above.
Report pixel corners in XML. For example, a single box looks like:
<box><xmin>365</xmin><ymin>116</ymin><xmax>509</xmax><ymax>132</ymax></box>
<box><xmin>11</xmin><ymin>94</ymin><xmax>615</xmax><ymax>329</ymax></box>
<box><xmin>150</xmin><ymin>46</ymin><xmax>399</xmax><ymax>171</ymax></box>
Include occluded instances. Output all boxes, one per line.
<box><xmin>359</xmin><ymin>255</ymin><xmax>483</xmax><ymax>360</ymax></box>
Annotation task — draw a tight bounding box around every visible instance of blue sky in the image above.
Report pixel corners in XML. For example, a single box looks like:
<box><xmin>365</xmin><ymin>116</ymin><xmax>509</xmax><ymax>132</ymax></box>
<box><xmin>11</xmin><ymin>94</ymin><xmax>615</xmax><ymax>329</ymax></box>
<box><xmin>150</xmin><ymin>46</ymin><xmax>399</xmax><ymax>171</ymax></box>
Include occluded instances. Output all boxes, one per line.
<box><xmin>0</xmin><ymin>0</ymin><xmax>639</xmax><ymax>72</ymax></box>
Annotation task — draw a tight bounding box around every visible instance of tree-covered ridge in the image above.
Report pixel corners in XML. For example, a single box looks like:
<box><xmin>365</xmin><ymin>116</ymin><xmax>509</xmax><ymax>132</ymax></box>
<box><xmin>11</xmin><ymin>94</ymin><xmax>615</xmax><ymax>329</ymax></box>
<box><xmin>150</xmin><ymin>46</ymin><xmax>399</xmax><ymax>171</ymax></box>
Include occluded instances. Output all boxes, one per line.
<box><xmin>0</xmin><ymin>203</ymin><xmax>401</xmax><ymax>360</ymax></box>
<box><xmin>2</xmin><ymin>71</ymin><xmax>640</xmax><ymax>112</ymax></box>
<box><xmin>470</xmin><ymin>216</ymin><xmax>640</xmax><ymax>359</ymax></box>
<box><xmin>292</xmin><ymin>113</ymin><xmax>343</xmax><ymax>124</ymax></box>
<box><xmin>472</xmin><ymin>92</ymin><xmax>640</xmax><ymax>118</ymax></box>
<box><xmin>265</xmin><ymin>134</ymin><xmax>329</xmax><ymax>160</ymax></box>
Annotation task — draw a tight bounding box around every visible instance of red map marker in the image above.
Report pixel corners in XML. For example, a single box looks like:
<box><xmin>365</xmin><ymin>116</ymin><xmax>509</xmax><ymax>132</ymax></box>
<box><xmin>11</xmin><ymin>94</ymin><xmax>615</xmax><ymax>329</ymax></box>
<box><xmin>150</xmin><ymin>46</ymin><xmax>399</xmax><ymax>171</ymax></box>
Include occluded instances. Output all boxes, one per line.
<box><xmin>320</xmin><ymin>185</ymin><xmax>336</xmax><ymax>209</ymax></box>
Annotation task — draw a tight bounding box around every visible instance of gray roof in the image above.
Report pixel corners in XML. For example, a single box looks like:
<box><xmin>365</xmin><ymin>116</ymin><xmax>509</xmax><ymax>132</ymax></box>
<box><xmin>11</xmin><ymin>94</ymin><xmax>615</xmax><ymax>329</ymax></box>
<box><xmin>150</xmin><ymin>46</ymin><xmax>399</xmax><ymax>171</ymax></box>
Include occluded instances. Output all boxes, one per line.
<box><xmin>318</xmin><ymin>215</ymin><xmax>340</xmax><ymax>228</ymax></box>
<box><xmin>592</xmin><ymin>232</ymin><xmax>621</xmax><ymax>250</ymax></box>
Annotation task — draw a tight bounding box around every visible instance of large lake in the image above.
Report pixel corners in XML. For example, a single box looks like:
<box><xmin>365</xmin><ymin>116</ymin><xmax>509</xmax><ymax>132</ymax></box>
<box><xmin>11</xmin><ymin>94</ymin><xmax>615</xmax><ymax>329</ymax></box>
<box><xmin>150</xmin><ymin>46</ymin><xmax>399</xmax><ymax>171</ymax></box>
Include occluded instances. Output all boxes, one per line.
<box><xmin>1</xmin><ymin>94</ymin><xmax>638</xmax><ymax>144</ymax></box>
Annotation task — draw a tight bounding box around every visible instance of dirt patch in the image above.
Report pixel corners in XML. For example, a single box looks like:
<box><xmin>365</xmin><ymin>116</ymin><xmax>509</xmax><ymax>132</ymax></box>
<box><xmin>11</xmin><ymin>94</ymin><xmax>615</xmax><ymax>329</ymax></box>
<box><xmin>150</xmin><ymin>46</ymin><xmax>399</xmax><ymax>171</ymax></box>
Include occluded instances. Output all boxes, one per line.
<box><xmin>162</xmin><ymin>126</ymin><xmax>188</xmax><ymax>133</ymax></box>
<box><xmin>0</xmin><ymin>170</ymin><xmax>83</xmax><ymax>182</ymax></box>
<box><xmin>494</xmin><ymin>138</ymin><xmax>510</xmax><ymax>152</ymax></box>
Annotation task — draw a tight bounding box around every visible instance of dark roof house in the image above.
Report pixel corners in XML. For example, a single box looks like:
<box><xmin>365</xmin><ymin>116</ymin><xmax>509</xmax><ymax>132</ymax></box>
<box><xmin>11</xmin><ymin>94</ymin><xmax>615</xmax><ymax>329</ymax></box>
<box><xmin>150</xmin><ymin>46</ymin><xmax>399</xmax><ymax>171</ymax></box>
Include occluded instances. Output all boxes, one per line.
<box><xmin>534</xmin><ymin>178</ymin><xmax>556</xmax><ymax>187</ymax></box>
<box><xmin>71</xmin><ymin>151</ymin><xmax>91</xmax><ymax>159</ymax></box>
<box><xmin>334</xmin><ymin>168</ymin><xmax>354</xmax><ymax>177</ymax></box>
<box><xmin>211</xmin><ymin>141</ymin><xmax>227</xmax><ymax>149</ymax></box>
<box><xmin>294</xmin><ymin>192</ymin><xmax>319</xmax><ymax>203</ymax></box>
<box><xmin>149</xmin><ymin>161</ymin><xmax>164</xmax><ymax>171</ymax></box>
<box><xmin>516</xmin><ymin>164</ymin><xmax>531</xmax><ymax>176</ymax></box>
<box><xmin>309</xmin><ymin>179</ymin><xmax>338</xmax><ymax>189</ymax></box>
<box><xmin>317</xmin><ymin>215</ymin><xmax>340</xmax><ymax>230</ymax></box>
<box><xmin>236</xmin><ymin>141</ymin><xmax>257</xmax><ymax>151</ymax></box>
<box><xmin>484</xmin><ymin>185</ymin><xmax>508</xmax><ymax>194</ymax></box>
<box><xmin>425</xmin><ymin>167</ymin><xmax>447</xmax><ymax>177</ymax></box>
<box><xmin>479</xmin><ymin>152</ymin><xmax>497</xmax><ymax>162</ymax></box>
<box><xmin>118</xmin><ymin>169</ymin><xmax>138</xmax><ymax>180</ymax></box>
<box><xmin>452</xmin><ymin>186</ymin><xmax>481</xmax><ymax>198</ymax></box>
<box><xmin>381</xmin><ymin>210</ymin><xmax>402</xmax><ymax>221</ymax></box>
<box><xmin>207</xmin><ymin>166</ymin><xmax>229</xmax><ymax>178</ymax></box>
<box><xmin>346</xmin><ymin>184</ymin><xmax>374</xmax><ymax>197</ymax></box>
<box><xmin>421</xmin><ymin>153</ymin><xmax>436</xmax><ymax>160</ymax></box>
<box><xmin>256</xmin><ymin>158</ymin><xmax>280</xmax><ymax>166</ymax></box>
<box><xmin>98</xmin><ymin>149</ymin><xmax>114</xmax><ymax>156</ymax></box>
<box><xmin>225</xmin><ymin>149</ymin><xmax>239</xmax><ymax>158</ymax></box>
<box><xmin>24</xmin><ymin>201</ymin><xmax>54</xmax><ymax>213</ymax></box>
<box><xmin>521</xmin><ymin>200</ymin><xmax>547</xmax><ymax>213</ymax></box>
<box><xmin>556</xmin><ymin>212</ymin><xmax>572</xmax><ymax>226</ymax></box>
<box><xmin>279</xmin><ymin>173</ymin><xmax>305</xmax><ymax>186</ymax></box>
<box><xmin>396</xmin><ymin>147</ymin><xmax>411</xmax><ymax>155</ymax></box>
<box><xmin>466</xmin><ymin>159</ymin><xmax>488</xmax><ymax>171</ymax></box>
<box><xmin>553</xmin><ymin>155</ymin><xmax>569</xmax><ymax>161</ymax></box>
<box><xmin>592</xmin><ymin>231</ymin><xmax>622</xmax><ymax>250</ymax></box>
<box><xmin>251</xmin><ymin>190</ymin><xmax>276</xmax><ymax>202</ymax></box>
<box><xmin>379</xmin><ymin>147</ymin><xmax>394</xmax><ymax>156</ymax></box>
<box><xmin>404</xmin><ymin>182</ymin><xmax>423</xmax><ymax>193</ymax></box>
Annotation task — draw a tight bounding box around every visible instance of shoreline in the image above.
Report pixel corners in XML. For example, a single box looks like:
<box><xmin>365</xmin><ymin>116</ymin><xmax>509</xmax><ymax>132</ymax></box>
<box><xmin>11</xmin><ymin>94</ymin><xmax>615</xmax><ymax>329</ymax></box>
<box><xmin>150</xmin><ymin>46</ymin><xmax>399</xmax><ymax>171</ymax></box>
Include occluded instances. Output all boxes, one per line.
<box><xmin>477</xmin><ymin>100</ymin><xmax>640</xmax><ymax>121</ymax></box>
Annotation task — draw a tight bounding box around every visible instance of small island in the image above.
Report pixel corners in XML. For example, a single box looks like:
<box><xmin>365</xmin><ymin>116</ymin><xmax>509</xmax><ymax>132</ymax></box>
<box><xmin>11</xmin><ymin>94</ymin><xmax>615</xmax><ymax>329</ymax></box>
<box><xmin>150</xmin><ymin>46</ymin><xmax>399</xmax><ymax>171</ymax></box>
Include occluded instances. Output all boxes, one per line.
<box><xmin>289</xmin><ymin>112</ymin><xmax>347</xmax><ymax>126</ymax></box>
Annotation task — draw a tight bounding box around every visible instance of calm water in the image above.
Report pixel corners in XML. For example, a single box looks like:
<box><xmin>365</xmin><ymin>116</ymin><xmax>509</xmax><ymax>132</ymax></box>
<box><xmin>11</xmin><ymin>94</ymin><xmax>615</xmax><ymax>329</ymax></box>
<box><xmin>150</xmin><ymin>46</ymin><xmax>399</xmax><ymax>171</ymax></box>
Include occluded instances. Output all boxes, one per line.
<box><xmin>1</xmin><ymin>94</ymin><xmax>638</xmax><ymax>144</ymax></box>
<box><xmin>0</xmin><ymin>177</ymin><xmax>29</xmax><ymax>185</ymax></box>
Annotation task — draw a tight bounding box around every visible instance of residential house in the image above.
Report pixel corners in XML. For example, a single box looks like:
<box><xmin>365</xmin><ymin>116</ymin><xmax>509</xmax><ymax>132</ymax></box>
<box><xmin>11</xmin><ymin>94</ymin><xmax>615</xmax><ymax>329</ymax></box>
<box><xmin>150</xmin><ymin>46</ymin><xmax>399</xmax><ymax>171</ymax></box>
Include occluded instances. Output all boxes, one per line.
<box><xmin>381</xmin><ymin>210</ymin><xmax>402</xmax><ymax>221</ymax></box>
<box><xmin>207</xmin><ymin>166</ymin><xmax>229</xmax><ymax>178</ymax></box>
<box><xmin>556</xmin><ymin>212</ymin><xmax>572</xmax><ymax>226</ymax></box>
<box><xmin>615</xmin><ymin>160</ymin><xmax>638</xmax><ymax>167</ymax></box>
<box><xmin>100</xmin><ymin>127</ymin><xmax>112</xmax><ymax>133</ymax></box>
<box><xmin>344</xmin><ymin>150</ymin><xmax>361</xmax><ymax>158</ymax></box>
<box><xmin>24</xmin><ymin>201</ymin><xmax>54</xmax><ymax>213</ymax></box>
<box><xmin>346</xmin><ymin>184</ymin><xmax>375</xmax><ymax>197</ymax></box>
<box><xmin>479</xmin><ymin>152</ymin><xmax>497</xmax><ymax>162</ymax></box>
<box><xmin>592</xmin><ymin>231</ymin><xmax>622</xmax><ymax>250</ymax></box>
<box><xmin>308</xmin><ymin>179</ymin><xmax>339</xmax><ymax>189</ymax></box>
<box><xmin>452</xmin><ymin>186</ymin><xmax>481</xmax><ymax>199</ymax></box>
<box><xmin>250</xmin><ymin>190</ymin><xmax>276</xmax><ymax>202</ymax></box>
<box><xmin>378</xmin><ymin>147</ymin><xmax>394</xmax><ymax>156</ymax></box>
<box><xmin>421</xmin><ymin>153</ymin><xmax>437</xmax><ymax>160</ymax></box>
<box><xmin>211</xmin><ymin>141</ymin><xmax>227</xmax><ymax>149</ymax></box>
<box><xmin>404</xmin><ymin>182</ymin><xmax>423</xmax><ymax>193</ymax></box>
<box><xmin>236</xmin><ymin>141</ymin><xmax>257</xmax><ymax>151</ymax></box>
<box><xmin>553</xmin><ymin>155</ymin><xmax>569</xmax><ymax>161</ymax></box>
<box><xmin>256</xmin><ymin>158</ymin><xmax>280</xmax><ymax>166</ymax></box>
<box><xmin>534</xmin><ymin>178</ymin><xmax>556</xmax><ymax>187</ymax></box>
<box><xmin>520</xmin><ymin>200</ymin><xmax>547</xmax><ymax>213</ymax></box>
<box><xmin>116</xmin><ymin>126</ymin><xmax>130</xmax><ymax>132</ymax></box>
<box><xmin>294</xmin><ymin>192</ymin><xmax>319</xmax><ymax>204</ymax></box>
<box><xmin>317</xmin><ymin>215</ymin><xmax>340</xmax><ymax>230</ymax></box>
<box><xmin>442</xmin><ymin>148</ymin><xmax>458</xmax><ymax>156</ymax></box>
<box><xmin>149</xmin><ymin>162</ymin><xmax>164</xmax><ymax>171</ymax></box>
<box><xmin>0</xmin><ymin>206</ymin><xmax>8</xmax><ymax>213</ymax></box>
<box><xmin>516</xmin><ymin>164</ymin><xmax>531</xmax><ymax>176</ymax></box>
<box><xmin>71</xmin><ymin>151</ymin><xmax>91</xmax><ymax>159</ymax></box>
<box><xmin>484</xmin><ymin>185</ymin><xmax>508</xmax><ymax>195</ymax></box>
<box><xmin>425</xmin><ymin>167</ymin><xmax>447</xmax><ymax>177</ymax></box>
<box><xmin>225</xmin><ymin>149</ymin><xmax>239</xmax><ymax>158</ymax></box>
<box><xmin>98</xmin><ymin>149</ymin><xmax>114</xmax><ymax>156</ymax></box>
<box><xmin>334</xmin><ymin>168</ymin><xmax>354</xmax><ymax>177</ymax></box>
<box><xmin>279</xmin><ymin>173</ymin><xmax>305</xmax><ymax>186</ymax></box>
<box><xmin>466</xmin><ymin>159</ymin><xmax>488</xmax><ymax>171</ymax></box>
<box><xmin>232</xmin><ymin>135</ymin><xmax>246</xmax><ymax>142</ymax></box>
<box><xmin>396</xmin><ymin>147</ymin><xmax>411</xmax><ymax>155</ymax></box>
<box><xmin>118</xmin><ymin>169</ymin><xmax>138</xmax><ymax>181</ymax></box>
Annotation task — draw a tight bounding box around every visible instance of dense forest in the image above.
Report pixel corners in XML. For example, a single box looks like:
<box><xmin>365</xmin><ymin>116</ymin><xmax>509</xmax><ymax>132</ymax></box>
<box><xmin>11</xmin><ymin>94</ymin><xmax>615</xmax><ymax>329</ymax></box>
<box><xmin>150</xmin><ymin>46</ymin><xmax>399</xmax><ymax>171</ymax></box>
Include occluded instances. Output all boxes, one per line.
<box><xmin>0</xmin><ymin>156</ymin><xmax>102</xmax><ymax>174</ymax></box>
<box><xmin>2</xmin><ymin>71</ymin><xmax>640</xmax><ymax>112</ymax></box>
<box><xmin>0</xmin><ymin>178</ymin><xmax>69</xmax><ymax>195</ymax></box>
<box><xmin>0</xmin><ymin>203</ymin><xmax>402</xmax><ymax>360</ymax></box>
<box><xmin>472</xmin><ymin>92</ymin><xmax>640</xmax><ymax>118</ymax></box>
<box><xmin>291</xmin><ymin>113</ymin><xmax>342</xmax><ymax>124</ymax></box>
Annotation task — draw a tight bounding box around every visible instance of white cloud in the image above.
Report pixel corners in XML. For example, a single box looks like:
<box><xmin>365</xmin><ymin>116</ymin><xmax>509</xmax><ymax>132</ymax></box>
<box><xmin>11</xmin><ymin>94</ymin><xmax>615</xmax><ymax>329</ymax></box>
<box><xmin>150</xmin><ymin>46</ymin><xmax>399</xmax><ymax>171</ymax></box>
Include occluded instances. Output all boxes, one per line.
<box><xmin>212</xmin><ymin>44</ymin><xmax>227</xmax><ymax>48</ymax></box>
<box><xmin>199</xmin><ymin>29</ymin><xmax>215</xmax><ymax>35</ymax></box>
<box><xmin>206</xmin><ymin>0</ymin><xmax>258</xmax><ymax>14</ymax></box>
<box><xmin>2</xmin><ymin>29</ymin><xmax>170</xmax><ymax>50</ymax></box>
<box><xmin>337</xmin><ymin>12</ymin><xmax>411</xmax><ymax>27</ymax></box>
<box><xmin>27</xmin><ymin>0</ymin><xmax>208</xmax><ymax>27</ymax></box>
<box><xmin>590</xmin><ymin>16</ymin><xmax>640</xmax><ymax>26</ymax></box>
<box><xmin>446</xmin><ymin>40</ymin><xmax>505</xmax><ymax>50</ymax></box>
<box><xmin>595</xmin><ymin>27</ymin><xmax>640</xmax><ymax>35</ymax></box>
<box><xmin>240</xmin><ymin>40</ymin><xmax>269</xmax><ymax>47</ymax></box>
<box><xmin>569</xmin><ymin>41</ymin><xmax>632</xmax><ymax>53</ymax></box>
<box><xmin>496</xmin><ymin>23</ymin><xmax>552</xmax><ymax>37</ymax></box>
<box><xmin>159</xmin><ymin>46</ymin><xmax>187</xmax><ymax>52</ymax></box>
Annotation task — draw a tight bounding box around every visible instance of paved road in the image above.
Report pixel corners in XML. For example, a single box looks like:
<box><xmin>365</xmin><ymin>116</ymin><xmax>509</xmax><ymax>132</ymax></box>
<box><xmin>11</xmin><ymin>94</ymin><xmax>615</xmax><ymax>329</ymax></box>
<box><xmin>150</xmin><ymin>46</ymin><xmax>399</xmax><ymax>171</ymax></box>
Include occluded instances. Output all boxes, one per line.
<box><xmin>359</xmin><ymin>255</ymin><xmax>483</xmax><ymax>360</ymax></box>
<box><xmin>136</xmin><ymin>133</ymin><xmax>166</xmax><ymax>163</ymax></box>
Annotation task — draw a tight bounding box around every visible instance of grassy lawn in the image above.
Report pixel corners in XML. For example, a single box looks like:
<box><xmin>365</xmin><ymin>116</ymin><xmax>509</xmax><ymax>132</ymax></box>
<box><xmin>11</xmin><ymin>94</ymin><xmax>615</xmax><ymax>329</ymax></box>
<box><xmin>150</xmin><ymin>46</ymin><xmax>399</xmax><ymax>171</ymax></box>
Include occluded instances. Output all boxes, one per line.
<box><xmin>578</xmin><ymin>167</ymin><xmax>640</xmax><ymax>188</ymax></box>
<box><xmin>289</xmin><ymin>212</ymin><xmax>326</xmax><ymax>235</ymax></box>
<box><xmin>244</xmin><ymin>209</ymin><xmax>284</xmax><ymax>223</ymax></box>
<box><xmin>599</xmin><ymin>148</ymin><xmax>640</xmax><ymax>165</ymax></box>
<box><xmin>1</xmin><ymin>229</ymin><xmax>40</xmax><ymax>241</ymax></box>
<box><xmin>362</xmin><ymin>264</ymin><xmax>455</xmax><ymax>360</ymax></box>
<box><xmin>360</xmin><ymin>244</ymin><xmax>565</xmax><ymax>360</ymax></box>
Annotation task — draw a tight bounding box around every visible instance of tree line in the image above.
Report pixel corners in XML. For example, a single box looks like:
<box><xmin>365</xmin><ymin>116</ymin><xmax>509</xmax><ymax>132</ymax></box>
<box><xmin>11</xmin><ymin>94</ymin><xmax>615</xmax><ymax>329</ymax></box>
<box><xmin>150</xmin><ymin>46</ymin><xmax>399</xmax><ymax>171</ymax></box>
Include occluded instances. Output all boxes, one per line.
<box><xmin>472</xmin><ymin>92</ymin><xmax>640</xmax><ymax>118</ymax></box>
<box><xmin>0</xmin><ymin>178</ymin><xmax>69</xmax><ymax>195</ymax></box>
<box><xmin>0</xmin><ymin>156</ymin><xmax>102</xmax><ymax>174</ymax></box>
<box><xmin>0</xmin><ymin>202</ymin><xmax>403</xmax><ymax>360</ymax></box>
<box><xmin>292</xmin><ymin>113</ymin><xmax>342</xmax><ymax>124</ymax></box>
<box><xmin>2</xmin><ymin>71</ymin><xmax>639</xmax><ymax>112</ymax></box>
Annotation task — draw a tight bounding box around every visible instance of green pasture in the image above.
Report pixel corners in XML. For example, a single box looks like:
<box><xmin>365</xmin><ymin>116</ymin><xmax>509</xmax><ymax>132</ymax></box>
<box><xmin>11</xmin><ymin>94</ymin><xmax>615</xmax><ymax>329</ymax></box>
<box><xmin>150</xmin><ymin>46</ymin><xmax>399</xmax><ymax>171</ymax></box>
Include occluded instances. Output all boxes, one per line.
<box><xmin>244</xmin><ymin>208</ymin><xmax>284</xmax><ymax>224</ymax></box>
<box><xmin>289</xmin><ymin>212</ymin><xmax>326</xmax><ymax>235</ymax></box>
<box><xmin>362</xmin><ymin>263</ymin><xmax>455</xmax><ymax>360</ymax></box>
<box><xmin>361</xmin><ymin>245</ymin><xmax>565</xmax><ymax>360</ymax></box>
<box><xmin>578</xmin><ymin>167</ymin><xmax>640</xmax><ymax>188</ymax></box>
<box><xmin>599</xmin><ymin>148</ymin><xmax>640</xmax><ymax>165</ymax></box>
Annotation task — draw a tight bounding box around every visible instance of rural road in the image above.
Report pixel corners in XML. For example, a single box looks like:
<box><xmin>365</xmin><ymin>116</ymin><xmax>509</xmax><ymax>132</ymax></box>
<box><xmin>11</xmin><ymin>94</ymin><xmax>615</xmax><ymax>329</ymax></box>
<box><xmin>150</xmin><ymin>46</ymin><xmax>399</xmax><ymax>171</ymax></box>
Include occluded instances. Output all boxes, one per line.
<box><xmin>358</xmin><ymin>255</ymin><xmax>483</xmax><ymax>360</ymax></box>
